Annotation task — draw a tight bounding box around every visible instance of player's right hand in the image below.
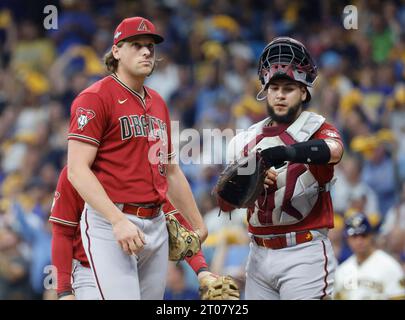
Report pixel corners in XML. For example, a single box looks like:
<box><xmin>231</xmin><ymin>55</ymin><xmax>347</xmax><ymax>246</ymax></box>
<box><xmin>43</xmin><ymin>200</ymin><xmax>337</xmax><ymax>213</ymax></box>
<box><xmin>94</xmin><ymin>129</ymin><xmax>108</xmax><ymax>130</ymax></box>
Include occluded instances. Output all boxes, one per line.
<box><xmin>264</xmin><ymin>168</ymin><xmax>278</xmax><ymax>187</ymax></box>
<box><xmin>112</xmin><ymin>217</ymin><xmax>146</xmax><ymax>255</ymax></box>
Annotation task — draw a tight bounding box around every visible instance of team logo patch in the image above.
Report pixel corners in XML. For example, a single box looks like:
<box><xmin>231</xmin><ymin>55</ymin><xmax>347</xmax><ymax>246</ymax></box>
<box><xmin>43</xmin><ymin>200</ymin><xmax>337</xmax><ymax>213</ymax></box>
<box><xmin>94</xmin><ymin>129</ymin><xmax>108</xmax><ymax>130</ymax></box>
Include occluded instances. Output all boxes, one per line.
<box><xmin>76</xmin><ymin>108</ymin><xmax>96</xmax><ymax>130</ymax></box>
<box><xmin>320</xmin><ymin>129</ymin><xmax>339</xmax><ymax>138</ymax></box>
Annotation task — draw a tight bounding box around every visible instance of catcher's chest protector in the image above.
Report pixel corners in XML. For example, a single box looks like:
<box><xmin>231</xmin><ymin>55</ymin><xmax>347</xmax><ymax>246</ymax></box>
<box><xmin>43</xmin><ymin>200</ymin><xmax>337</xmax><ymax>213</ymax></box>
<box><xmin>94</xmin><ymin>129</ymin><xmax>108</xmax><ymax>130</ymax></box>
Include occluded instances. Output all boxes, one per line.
<box><xmin>245</xmin><ymin>112</ymin><xmax>328</xmax><ymax>227</ymax></box>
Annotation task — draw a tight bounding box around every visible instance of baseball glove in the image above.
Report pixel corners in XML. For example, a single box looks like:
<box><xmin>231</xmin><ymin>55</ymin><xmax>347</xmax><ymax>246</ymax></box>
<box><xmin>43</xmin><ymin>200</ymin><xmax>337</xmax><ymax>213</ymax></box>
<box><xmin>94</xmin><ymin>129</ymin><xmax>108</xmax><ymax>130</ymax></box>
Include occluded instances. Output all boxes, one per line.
<box><xmin>199</xmin><ymin>274</ymin><xmax>240</xmax><ymax>300</ymax></box>
<box><xmin>213</xmin><ymin>151</ymin><xmax>266</xmax><ymax>209</ymax></box>
<box><xmin>166</xmin><ymin>214</ymin><xmax>201</xmax><ymax>261</ymax></box>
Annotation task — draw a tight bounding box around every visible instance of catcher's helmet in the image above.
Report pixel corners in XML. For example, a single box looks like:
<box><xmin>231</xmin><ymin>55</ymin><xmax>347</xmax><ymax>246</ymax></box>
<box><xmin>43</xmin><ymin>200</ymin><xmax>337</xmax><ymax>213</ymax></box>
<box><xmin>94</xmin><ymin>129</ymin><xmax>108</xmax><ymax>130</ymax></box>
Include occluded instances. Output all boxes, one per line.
<box><xmin>257</xmin><ymin>37</ymin><xmax>317</xmax><ymax>101</ymax></box>
<box><xmin>344</xmin><ymin>212</ymin><xmax>372</xmax><ymax>237</ymax></box>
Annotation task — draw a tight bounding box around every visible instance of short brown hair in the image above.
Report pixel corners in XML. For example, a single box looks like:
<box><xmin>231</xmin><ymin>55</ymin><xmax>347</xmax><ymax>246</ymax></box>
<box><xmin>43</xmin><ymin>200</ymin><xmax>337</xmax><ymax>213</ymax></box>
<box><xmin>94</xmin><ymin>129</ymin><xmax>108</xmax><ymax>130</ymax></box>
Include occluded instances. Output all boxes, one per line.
<box><xmin>104</xmin><ymin>42</ymin><xmax>124</xmax><ymax>73</ymax></box>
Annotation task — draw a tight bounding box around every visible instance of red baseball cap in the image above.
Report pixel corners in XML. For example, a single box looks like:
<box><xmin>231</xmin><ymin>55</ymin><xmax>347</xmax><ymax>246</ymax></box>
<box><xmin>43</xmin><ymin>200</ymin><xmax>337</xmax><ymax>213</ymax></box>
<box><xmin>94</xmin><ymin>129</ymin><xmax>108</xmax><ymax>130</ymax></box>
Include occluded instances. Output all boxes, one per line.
<box><xmin>113</xmin><ymin>17</ymin><xmax>164</xmax><ymax>45</ymax></box>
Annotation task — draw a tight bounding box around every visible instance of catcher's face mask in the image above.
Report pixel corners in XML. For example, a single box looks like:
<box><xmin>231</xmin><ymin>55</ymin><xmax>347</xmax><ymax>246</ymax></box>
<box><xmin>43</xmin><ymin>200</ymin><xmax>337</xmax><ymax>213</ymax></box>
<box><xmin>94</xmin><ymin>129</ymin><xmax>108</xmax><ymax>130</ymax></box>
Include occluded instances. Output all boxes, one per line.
<box><xmin>257</xmin><ymin>37</ymin><xmax>317</xmax><ymax>102</ymax></box>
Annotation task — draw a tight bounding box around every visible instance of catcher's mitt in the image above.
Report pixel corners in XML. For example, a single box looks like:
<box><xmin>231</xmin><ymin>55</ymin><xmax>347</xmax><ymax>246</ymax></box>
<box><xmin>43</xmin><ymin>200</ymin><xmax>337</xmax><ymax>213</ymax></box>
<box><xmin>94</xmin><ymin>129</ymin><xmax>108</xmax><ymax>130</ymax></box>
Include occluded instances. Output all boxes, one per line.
<box><xmin>213</xmin><ymin>151</ymin><xmax>266</xmax><ymax>209</ymax></box>
<box><xmin>199</xmin><ymin>274</ymin><xmax>240</xmax><ymax>300</ymax></box>
<box><xmin>166</xmin><ymin>214</ymin><xmax>201</xmax><ymax>261</ymax></box>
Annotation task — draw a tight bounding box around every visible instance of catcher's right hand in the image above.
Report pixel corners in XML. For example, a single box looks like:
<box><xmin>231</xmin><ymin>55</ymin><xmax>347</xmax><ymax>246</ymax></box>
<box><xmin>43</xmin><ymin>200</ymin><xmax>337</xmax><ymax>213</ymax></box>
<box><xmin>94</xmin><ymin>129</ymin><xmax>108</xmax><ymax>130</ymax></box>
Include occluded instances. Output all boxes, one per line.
<box><xmin>199</xmin><ymin>272</ymin><xmax>240</xmax><ymax>300</ymax></box>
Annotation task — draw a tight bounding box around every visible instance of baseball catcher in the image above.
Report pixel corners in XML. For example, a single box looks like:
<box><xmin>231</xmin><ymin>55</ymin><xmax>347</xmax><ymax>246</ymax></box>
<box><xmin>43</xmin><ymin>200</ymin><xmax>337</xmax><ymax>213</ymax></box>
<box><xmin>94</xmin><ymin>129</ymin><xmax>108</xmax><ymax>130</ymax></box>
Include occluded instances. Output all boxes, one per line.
<box><xmin>213</xmin><ymin>37</ymin><xmax>344</xmax><ymax>300</ymax></box>
<box><xmin>199</xmin><ymin>273</ymin><xmax>240</xmax><ymax>300</ymax></box>
<box><xmin>166</xmin><ymin>213</ymin><xmax>201</xmax><ymax>261</ymax></box>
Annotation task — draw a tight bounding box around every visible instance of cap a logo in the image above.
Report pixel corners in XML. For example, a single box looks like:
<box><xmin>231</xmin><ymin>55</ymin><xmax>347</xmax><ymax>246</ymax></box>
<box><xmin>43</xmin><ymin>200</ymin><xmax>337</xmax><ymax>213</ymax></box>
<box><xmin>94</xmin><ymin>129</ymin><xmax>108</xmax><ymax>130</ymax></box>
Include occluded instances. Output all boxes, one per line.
<box><xmin>76</xmin><ymin>107</ymin><xmax>96</xmax><ymax>130</ymax></box>
<box><xmin>138</xmin><ymin>19</ymin><xmax>149</xmax><ymax>31</ymax></box>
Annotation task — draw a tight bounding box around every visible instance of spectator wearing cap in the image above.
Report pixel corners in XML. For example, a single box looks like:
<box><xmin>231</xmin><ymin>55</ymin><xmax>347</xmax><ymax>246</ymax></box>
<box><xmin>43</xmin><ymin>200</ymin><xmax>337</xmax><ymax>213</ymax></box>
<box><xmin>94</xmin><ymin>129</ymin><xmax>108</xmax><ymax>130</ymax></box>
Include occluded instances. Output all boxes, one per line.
<box><xmin>334</xmin><ymin>213</ymin><xmax>405</xmax><ymax>300</ymax></box>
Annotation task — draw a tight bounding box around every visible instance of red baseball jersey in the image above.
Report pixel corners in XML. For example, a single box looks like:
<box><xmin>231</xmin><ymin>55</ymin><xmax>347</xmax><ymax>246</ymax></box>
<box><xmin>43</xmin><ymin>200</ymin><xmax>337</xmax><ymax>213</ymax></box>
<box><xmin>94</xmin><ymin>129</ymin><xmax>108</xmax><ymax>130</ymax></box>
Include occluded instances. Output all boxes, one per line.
<box><xmin>68</xmin><ymin>74</ymin><xmax>174</xmax><ymax>204</ymax></box>
<box><xmin>246</xmin><ymin>121</ymin><xmax>343</xmax><ymax>235</ymax></box>
<box><xmin>49</xmin><ymin>166</ymin><xmax>88</xmax><ymax>264</ymax></box>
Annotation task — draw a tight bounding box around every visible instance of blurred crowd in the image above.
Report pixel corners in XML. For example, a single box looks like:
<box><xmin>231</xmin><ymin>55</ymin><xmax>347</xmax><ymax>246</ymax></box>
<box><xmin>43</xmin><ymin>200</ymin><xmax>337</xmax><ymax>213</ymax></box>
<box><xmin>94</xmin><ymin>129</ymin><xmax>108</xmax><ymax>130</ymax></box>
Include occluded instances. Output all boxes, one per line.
<box><xmin>0</xmin><ymin>0</ymin><xmax>404</xmax><ymax>299</ymax></box>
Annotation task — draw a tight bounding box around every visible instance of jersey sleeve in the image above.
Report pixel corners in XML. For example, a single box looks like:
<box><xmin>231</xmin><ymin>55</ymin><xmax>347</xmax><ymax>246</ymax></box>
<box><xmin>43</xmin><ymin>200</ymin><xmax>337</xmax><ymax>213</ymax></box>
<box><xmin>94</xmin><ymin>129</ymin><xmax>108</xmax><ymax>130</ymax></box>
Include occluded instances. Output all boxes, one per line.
<box><xmin>49</xmin><ymin>167</ymin><xmax>84</xmax><ymax>227</ymax></box>
<box><xmin>68</xmin><ymin>92</ymin><xmax>109</xmax><ymax>147</ymax></box>
<box><xmin>51</xmin><ymin>223</ymin><xmax>76</xmax><ymax>294</ymax></box>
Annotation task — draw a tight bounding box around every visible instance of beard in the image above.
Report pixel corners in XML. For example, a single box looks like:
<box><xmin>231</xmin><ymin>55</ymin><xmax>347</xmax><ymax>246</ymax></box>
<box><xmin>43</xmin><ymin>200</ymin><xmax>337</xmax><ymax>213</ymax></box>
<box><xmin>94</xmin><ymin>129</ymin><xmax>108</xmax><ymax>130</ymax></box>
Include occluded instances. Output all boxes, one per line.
<box><xmin>267</xmin><ymin>101</ymin><xmax>302</xmax><ymax>124</ymax></box>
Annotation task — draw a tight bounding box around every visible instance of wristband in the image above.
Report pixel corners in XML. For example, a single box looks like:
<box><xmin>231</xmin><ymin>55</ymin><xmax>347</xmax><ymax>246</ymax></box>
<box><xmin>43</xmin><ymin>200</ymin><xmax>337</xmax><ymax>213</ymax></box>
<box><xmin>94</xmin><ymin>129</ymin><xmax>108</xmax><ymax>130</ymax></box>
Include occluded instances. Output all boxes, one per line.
<box><xmin>261</xmin><ymin>139</ymin><xmax>331</xmax><ymax>166</ymax></box>
<box><xmin>285</xmin><ymin>139</ymin><xmax>331</xmax><ymax>164</ymax></box>
<box><xmin>196</xmin><ymin>267</ymin><xmax>209</xmax><ymax>275</ymax></box>
<box><xmin>57</xmin><ymin>291</ymin><xmax>73</xmax><ymax>299</ymax></box>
